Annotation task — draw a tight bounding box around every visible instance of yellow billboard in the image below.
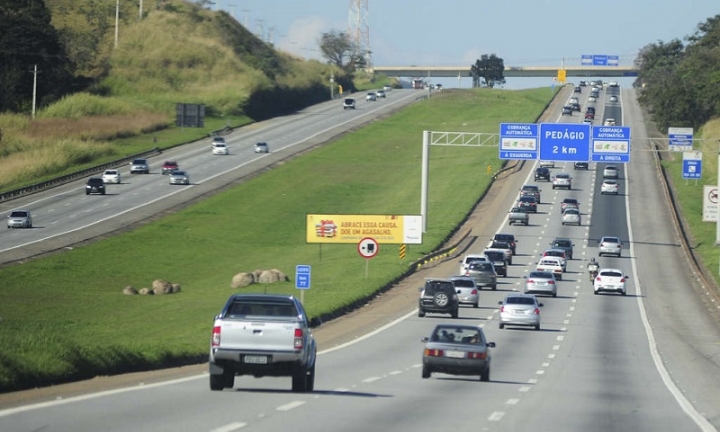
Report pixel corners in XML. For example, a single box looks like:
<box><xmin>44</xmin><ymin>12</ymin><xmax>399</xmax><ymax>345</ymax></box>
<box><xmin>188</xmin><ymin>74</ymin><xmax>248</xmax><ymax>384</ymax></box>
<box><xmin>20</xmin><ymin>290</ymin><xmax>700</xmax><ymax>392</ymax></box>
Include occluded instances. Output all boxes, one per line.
<box><xmin>306</xmin><ymin>214</ymin><xmax>423</xmax><ymax>244</ymax></box>
<box><xmin>557</xmin><ymin>69</ymin><xmax>567</xmax><ymax>83</ymax></box>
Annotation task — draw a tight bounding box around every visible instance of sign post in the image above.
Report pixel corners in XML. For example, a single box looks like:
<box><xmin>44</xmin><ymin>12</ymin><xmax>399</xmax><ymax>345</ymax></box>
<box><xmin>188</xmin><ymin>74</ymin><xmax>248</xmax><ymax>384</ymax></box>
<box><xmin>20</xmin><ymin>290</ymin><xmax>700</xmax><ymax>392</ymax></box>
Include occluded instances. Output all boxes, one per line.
<box><xmin>358</xmin><ymin>237</ymin><xmax>379</xmax><ymax>278</ymax></box>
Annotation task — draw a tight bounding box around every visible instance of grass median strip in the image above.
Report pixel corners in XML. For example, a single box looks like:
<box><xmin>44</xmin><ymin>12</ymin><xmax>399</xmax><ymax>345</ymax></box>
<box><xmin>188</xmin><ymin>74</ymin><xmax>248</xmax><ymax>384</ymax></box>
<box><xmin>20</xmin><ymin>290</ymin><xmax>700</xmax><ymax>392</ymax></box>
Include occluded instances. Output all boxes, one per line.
<box><xmin>0</xmin><ymin>87</ymin><xmax>556</xmax><ymax>392</ymax></box>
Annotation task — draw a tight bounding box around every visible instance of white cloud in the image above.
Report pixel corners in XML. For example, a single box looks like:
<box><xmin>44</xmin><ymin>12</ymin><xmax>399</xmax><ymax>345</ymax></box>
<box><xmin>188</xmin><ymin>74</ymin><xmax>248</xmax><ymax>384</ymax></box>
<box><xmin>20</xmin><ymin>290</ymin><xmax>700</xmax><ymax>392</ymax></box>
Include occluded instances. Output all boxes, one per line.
<box><xmin>276</xmin><ymin>16</ymin><xmax>337</xmax><ymax>61</ymax></box>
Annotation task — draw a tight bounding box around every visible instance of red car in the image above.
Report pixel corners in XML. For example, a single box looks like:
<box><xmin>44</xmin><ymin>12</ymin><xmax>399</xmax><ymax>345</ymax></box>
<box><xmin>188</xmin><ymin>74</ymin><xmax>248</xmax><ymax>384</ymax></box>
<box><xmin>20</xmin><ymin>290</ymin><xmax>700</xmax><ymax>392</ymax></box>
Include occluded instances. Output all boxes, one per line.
<box><xmin>162</xmin><ymin>160</ymin><xmax>179</xmax><ymax>174</ymax></box>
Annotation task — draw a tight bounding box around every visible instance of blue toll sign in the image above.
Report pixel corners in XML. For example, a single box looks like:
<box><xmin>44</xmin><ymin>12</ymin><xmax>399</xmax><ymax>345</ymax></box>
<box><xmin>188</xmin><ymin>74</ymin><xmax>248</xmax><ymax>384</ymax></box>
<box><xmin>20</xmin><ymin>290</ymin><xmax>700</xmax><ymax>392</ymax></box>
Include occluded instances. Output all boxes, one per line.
<box><xmin>295</xmin><ymin>265</ymin><xmax>311</xmax><ymax>289</ymax></box>
<box><xmin>499</xmin><ymin>123</ymin><xmax>538</xmax><ymax>160</ymax></box>
<box><xmin>539</xmin><ymin>123</ymin><xmax>591</xmax><ymax>162</ymax></box>
<box><xmin>591</xmin><ymin>126</ymin><xmax>631</xmax><ymax>163</ymax></box>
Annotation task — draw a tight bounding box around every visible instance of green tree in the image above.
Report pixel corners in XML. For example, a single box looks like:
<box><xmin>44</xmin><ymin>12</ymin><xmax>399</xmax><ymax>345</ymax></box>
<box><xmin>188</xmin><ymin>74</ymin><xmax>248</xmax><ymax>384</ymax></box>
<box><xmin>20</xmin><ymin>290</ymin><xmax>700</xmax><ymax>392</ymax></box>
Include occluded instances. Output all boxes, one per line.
<box><xmin>469</xmin><ymin>54</ymin><xmax>506</xmax><ymax>88</ymax></box>
<box><xmin>0</xmin><ymin>0</ymin><xmax>74</xmax><ymax>113</ymax></box>
<box><xmin>318</xmin><ymin>30</ymin><xmax>361</xmax><ymax>73</ymax></box>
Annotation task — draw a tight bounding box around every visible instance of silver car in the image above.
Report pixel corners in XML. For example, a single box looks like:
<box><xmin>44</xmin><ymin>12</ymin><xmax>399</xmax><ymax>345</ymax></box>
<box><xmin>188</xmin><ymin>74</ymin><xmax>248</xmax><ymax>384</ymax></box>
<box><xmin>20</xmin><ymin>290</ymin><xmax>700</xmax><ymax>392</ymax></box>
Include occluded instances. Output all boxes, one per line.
<box><xmin>552</xmin><ymin>173</ymin><xmax>572</xmax><ymax>190</ymax></box>
<box><xmin>254</xmin><ymin>142</ymin><xmax>269</xmax><ymax>153</ymax></box>
<box><xmin>525</xmin><ymin>271</ymin><xmax>557</xmax><ymax>297</ymax></box>
<box><xmin>168</xmin><ymin>170</ymin><xmax>190</xmax><ymax>185</ymax></box>
<box><xmin>7</xmin><ymin>209</ymin><xmax>33</xmax><ymax>229</ymax></box>
<box><xmin>421</xmin><ymin>324</ymin><xmax>495</xmax><ymax>381</ymax></box>
<box><xmin>598</xmin><ymin>236</ymin><xmax>622</xmax><ymax>257</ymax></box>
<box><xmin>464</xmin><ymin>261</ymin><xmax>497</xmax><ymax>290</ymax></box>
<box><xmin>603</xmin><ymin>165</ymin><xmax>619</xmax><ymax>179</ymax></box>
<box><xmin>498</xmin><ymin>294</ymin><xmax>543</xmax><ymax>330</ymax></box>
<box><xmin>449</xmin><ymin>276</ymin><xmax>479</xmax><ymax>308</ymax></box>
<box><xmin>561</xmin><ymin>208</ymin><xmax>581</xmax><ymax>226</ymax></box>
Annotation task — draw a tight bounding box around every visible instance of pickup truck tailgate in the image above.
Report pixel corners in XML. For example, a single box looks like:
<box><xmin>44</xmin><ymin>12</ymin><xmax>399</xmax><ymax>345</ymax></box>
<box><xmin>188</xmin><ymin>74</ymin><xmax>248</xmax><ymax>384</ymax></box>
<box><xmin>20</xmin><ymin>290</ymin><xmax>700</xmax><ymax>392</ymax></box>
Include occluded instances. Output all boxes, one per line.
<box><xmin>218</xmin><ymin>318</ymin><xmax>296</xmax><ymax>352</ymax></box>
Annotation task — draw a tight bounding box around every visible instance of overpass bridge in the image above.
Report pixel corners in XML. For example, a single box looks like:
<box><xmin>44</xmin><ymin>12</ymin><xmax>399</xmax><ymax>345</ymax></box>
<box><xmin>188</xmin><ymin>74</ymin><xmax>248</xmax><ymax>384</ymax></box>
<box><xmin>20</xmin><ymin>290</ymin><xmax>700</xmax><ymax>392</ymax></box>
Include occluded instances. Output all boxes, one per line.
<box><xmin>371</xmin><ymin>65</ymin><xmax>638</xmax><ymax>78</ymax></box>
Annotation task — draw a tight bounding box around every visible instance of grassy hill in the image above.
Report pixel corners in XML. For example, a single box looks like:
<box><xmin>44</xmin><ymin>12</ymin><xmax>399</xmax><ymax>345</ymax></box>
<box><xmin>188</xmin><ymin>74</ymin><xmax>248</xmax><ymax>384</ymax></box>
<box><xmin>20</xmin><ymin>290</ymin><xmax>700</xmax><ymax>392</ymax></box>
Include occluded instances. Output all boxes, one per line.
<box><xmin>0</xmin><ymin>0</ymin><xmax>346</xmax><ymax>191</ymax></box>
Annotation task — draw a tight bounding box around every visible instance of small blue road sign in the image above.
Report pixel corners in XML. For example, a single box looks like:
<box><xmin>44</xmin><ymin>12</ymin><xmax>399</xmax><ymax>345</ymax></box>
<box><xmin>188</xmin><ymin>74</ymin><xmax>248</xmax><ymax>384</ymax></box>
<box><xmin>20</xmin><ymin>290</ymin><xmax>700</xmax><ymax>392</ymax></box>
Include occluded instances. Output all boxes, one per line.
<box><xmin>539</xmin><ymin>123</ymin><xmax>591</xmax><ymax>162</ymax></box>
<box><xmin>499</xmin><ymin>123</ymin><xmax>538</xmax><ymax>160</ymax></box>
<box><xmin>668</xmin><ymin>127</ymin><xmax>694</xmax><ymax>152</ymax></box>
<box><xmin>682</xmin><ymin>151</ymin><xmax>702</xmax><ymax>180</ymax></box>
<box><xmin>295</xmin><ymin>265</ymin><xmax>311</xmax><ymax>289</ymax></box>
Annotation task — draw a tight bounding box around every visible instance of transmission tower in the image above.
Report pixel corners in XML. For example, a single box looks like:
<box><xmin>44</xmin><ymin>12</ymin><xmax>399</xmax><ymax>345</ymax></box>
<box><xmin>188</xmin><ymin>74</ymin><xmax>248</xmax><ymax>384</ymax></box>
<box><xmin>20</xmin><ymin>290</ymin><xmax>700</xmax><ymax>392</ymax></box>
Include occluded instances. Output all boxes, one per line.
<box><xmin>348</xmin><ymin>0</ymin><xmax>370</xmax><ymax>68</ymax></box>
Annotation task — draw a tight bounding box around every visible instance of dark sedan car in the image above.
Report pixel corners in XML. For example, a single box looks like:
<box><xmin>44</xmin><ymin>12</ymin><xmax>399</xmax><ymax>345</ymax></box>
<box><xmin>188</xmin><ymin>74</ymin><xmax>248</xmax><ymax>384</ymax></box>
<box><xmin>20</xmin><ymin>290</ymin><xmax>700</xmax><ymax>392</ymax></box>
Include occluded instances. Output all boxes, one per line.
<box><xmin>518</xmin><ymin>195</ymin><xmax>538</xmax><ymax>213</ymax></box>
<box><xmin>535</xmin><ymin>167</ymin><xmax>550</xmax><ymax>181</ymax></box>
<box><xmin>562</xmin><ymin>106</ymin><xmax>573</xmax><ymax>115</ymax></box>
<box><xmin>421</xmin><ymin>324</ymin><xmax>495</xmax><ymax>381</ymax></box>
<box><xmin>574</xmin><ymin>162</ymin><xmax>589</xmax><ymax>170</ymax></box>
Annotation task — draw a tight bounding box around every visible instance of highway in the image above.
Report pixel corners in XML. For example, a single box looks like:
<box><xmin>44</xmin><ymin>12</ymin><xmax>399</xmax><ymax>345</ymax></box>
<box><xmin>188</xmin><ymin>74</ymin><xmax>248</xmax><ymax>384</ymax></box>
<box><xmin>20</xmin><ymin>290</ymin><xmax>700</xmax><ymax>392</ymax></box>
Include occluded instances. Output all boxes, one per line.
<box><xmin>2</xmin><ymin>85</ymin><xmax>720</xmax><ymax>431</ymax></box>
<box><xmin>0</xmin><ymin>89</ymin><xmax>422</xmax><ymax>265</ymax></box>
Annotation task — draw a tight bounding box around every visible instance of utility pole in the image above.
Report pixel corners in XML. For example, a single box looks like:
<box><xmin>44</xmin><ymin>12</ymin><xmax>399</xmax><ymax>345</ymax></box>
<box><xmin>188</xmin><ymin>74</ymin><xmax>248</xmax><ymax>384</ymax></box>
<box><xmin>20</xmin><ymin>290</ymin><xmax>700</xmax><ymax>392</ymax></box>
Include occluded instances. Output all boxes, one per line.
<box><xmin>31</xmin><ymin>64</ymin><xmax>39</xmax><ymax>119</ymax></box>
<box><xmin>139</xmin><ymin>0</ymin><xmax>143</xmax><ymax>20</ymax></box>
<box><xmin>256</xmin><ymin>19</ymin><xmax>265</xmax><ymax>41</ymax></box>
<box><xmin>114</xmin><ymin>0</ymin><xmax>119</xmax><ymax>49</ymax></box>
<box><xmin>242</xmin><ymin>9</ymin><xmax>250</xmax><ymax>28</ymax></box>
<box><xmin>227</xmin><ymin>4</ymin><xmax>236</xmax><ymax>20</ymax></box>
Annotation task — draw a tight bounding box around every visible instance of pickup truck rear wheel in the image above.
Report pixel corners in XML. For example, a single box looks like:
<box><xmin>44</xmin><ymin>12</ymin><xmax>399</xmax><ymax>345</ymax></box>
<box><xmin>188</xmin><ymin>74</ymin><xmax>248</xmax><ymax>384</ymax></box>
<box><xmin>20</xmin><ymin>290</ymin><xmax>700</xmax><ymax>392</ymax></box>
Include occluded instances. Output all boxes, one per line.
<box><xmin>292</xmin><ymin>366</ymin><xmax>312</xmax><ymax>393</ymax></box>
<box><xmin>210</xmin><ymin>374</ymin><xmax>226</xmax><ymax>391</ymax></box>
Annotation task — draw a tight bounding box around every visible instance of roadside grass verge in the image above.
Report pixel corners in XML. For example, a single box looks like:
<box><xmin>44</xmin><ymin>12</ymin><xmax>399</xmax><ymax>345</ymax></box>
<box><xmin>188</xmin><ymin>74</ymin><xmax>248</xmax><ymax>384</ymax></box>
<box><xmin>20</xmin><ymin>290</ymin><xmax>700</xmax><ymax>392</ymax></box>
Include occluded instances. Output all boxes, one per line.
<box><xmin>661</xmin><ymin>119</ymin><xmax>720</xmax><ymax>287</ymax></box>
<box><xmin>0</xmin><ymin>88</ymin><xmax>556</xmax><ymax>392</ymax></box>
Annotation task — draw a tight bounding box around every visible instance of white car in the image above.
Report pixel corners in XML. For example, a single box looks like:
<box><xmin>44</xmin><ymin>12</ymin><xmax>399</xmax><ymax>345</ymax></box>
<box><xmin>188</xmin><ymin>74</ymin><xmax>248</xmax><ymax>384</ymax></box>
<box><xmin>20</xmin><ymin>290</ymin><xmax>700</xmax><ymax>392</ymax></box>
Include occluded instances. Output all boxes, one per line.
<box><xmin>366</xmin><ymin>92</ymin><xmax>377</xmax><ymax>101</ymax></box>
<box><xmin>536</xmin><ymin>257</ymin><xmax>563</xmax><ymax>280</ymax></box>
<box><xmin>601</xmin><ymin>179</ymin><xmax>619</xmax><ymax>194</ymax></box>
<box><xmin>609</xmin><ymin>96</ymin><xmax>618</xmax><ymax>103</ymax></box>
<box><xmin>376</xmin><ymin>90</ymin><xmax>386</xmax><ymax>98</ymax></box>
<box><xmin>254</xmin><ymin>142</ymin><xmax>269</xmax><ymax>153</ymax></box>
<box><xmin>212</xmin><ymin>143</ymin><xmax>229</xmax><ymax>155</ymax></box>
<box><xmin>588</xmin><ymin>96</ymin><xmax>597</xmax><ymax>102</ymax></box>
<box><xmin>604</xmin><ymin>118</ymin><xmax>616</xmax><ymax>126</ymax></box>
<box><xmin>539</xmin><ymin>160</ymin><xmax>555</xmax><ymax>168</ymax></box>
<box><xmin>593</xmin><ymin>268</ymin><xmax>628</xmax><ymax>295</ymax></box>
<box><xmin>101</xmin><ymin>169</ymin><xmax>121</xmax><ymax>184</ymax></box>
<box><xmin>459</xmin><ymin>253</ymin><xmax>489</xmax><ymax>275</ymax></box>
<box><xmin>168</xmin><ymin>170</ymin><xmax>190</xmax><ymax>185</ymax></box>
<box><xmin>541</xmin><ymin>249</ymin><xmax>567</xmax><ymax>271</ymax></box>
<box><xmin>7</xmin><ymin>209</ymin><xmax>33</xmax><ymax>229</ymax></box>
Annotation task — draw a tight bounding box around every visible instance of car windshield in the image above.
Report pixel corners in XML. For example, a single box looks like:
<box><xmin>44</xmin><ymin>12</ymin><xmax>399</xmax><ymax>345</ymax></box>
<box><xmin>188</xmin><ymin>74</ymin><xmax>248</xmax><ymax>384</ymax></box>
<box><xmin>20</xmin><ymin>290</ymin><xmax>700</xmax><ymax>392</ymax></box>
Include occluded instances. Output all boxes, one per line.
<box><xmin>132</xmin><ymin>159</ymin><xmax>146</xmax><ymax>164</ymax></box>
<box><xmin>506</xmin><ymin>297</ymin><xmax>535</xmax><ymax>305</ymax></box>
<box><xmin>529</xmin><ymin>272</ymin><xmax>552</xmax><ymax>278</ymax></box>
<box><xmin>491</xmin><ymin>241</ymin><xmax>509</xmax><ymax>248</ymax></box>
<box><xmin>424</xmin><ymin>281</ymin><xmax>454</xmax><ymax>295</ymax></box>
<box><xmin>545</xmin><ymin>250</ymin><xmax>563</xmax><ymax>257</ymax></box>
<box><xmin>469</xmin><ymin>263</ymin><xmax>493</xmax><ymax>271</ymax></box>
<box><xmin>431</xmin><ymin>327</ymin><xmax>482</xmax><ymax>344</ymax></box>
<box><xmin>495</xmin><ymin>235</ymin><xmax>513</xmax><ymax>242</ymax></box>
<box><xmin>485</xmin><ymin>252</ymin><xmax>504</xmax><ymax>261</ymax></box>
<box><xmin>554</xmin><ymin>240</ymin><xmax>571</xmax><ymax>247</ymax></box>
<box><xmin>603</xmin><ymin>237</ymin><xmax>620</xmax><ymax>243</ymax></box>
<box><xmin>451</xmin><ymin>279</ymin><xmax>475</xmax><ymax>288</ymax></box>
<box><xmin>564</xmin><ymin>209</ymin><xmax>579</xmax><ymax>215</ymax></box>
<box><xmin>600</xmin><ymin>271</ymin><xmax>623</xmax><ymax>277</ymax></box>
<box><xmin>104</xmin><ymin>170</ymin><xmax>117</xmax><ymax>175</ymax></box>
<box><xmin>10</xmin><ymin>211</ymin><xmax>28</xmax><ymax>217</ymax></box>
<box><xmin>172</xmin><ymin>171</ymin><xmax>186</xmax><ymax>176</ymax></box>
<box><xmin>520</xmin><ymin>196</ymin><xmax>536</xmax><ymax>203</ymax></box>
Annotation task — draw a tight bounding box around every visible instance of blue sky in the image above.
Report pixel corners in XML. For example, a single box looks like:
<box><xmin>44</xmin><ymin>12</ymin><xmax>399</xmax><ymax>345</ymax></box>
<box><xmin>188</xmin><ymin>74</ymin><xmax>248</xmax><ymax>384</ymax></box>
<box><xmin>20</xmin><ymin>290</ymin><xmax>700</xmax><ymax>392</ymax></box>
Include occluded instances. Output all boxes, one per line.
<box><xmin>214</xmin><ymin>0</ymin><xmax>719</xmax><ymax>88</ymax></box>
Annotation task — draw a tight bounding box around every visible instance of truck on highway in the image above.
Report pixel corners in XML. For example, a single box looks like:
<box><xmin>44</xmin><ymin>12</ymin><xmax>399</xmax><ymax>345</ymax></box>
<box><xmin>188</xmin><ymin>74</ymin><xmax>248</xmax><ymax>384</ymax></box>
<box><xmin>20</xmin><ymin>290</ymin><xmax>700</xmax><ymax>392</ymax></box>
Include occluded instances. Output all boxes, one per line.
<box><xmin>209</xmin><ymin>294</ymin><xmax>318</xmax><ymax>392</ymax></box>
<box><xmin>508</xmin><ymin>206</ymin><xmax>530</xmax><ymax>226</ymax></box>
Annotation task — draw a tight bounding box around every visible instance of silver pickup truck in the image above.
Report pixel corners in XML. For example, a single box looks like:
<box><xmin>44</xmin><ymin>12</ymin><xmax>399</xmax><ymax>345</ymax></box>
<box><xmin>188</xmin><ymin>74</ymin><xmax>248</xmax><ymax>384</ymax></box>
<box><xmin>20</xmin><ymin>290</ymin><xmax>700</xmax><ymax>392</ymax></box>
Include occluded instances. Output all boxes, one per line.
<box><xmin>209</xmin><ymin>294</ymin><xmax>318</xmax><ymax>392</ymax></box>
<box><xmin>508</xmin><ymin>207</ymin><xmax>529</xmax><ymax>226</ymax></box>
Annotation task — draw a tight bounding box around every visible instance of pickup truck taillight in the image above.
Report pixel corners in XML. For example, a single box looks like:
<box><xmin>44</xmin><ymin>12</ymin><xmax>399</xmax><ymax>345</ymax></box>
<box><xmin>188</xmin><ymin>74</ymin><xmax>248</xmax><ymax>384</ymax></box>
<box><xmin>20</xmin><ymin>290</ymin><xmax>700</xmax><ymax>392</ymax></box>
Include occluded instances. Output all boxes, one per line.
<box><xmin>212</xmin><ymin>326</ymin><xmax>221</xmax><ymax>347</ymax></box>
<box><xmin>294</xmin><ymin>328</ymin><xmax>304</xmax><ymax>349</ymax></box>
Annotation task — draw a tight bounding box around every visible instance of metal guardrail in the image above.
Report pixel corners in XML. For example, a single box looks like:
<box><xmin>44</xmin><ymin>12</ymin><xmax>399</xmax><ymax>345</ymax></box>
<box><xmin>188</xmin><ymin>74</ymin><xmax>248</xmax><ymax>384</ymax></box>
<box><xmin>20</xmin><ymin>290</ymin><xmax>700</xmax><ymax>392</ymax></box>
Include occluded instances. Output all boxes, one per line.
<box><xmin>0</xmin><ymin>147</ymin><xmax>162</xmax><ymax>203</ymax></box>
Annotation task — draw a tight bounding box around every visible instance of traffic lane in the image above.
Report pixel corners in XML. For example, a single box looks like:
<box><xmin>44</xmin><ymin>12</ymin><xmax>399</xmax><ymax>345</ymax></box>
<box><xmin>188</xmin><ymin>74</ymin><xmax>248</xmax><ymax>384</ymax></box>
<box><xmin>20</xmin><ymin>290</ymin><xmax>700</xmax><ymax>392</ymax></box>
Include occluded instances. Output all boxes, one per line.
<box><xmin>624</xmin><ymin>88</ymin><xmax>720</xmax><ymax>427</ymax></box>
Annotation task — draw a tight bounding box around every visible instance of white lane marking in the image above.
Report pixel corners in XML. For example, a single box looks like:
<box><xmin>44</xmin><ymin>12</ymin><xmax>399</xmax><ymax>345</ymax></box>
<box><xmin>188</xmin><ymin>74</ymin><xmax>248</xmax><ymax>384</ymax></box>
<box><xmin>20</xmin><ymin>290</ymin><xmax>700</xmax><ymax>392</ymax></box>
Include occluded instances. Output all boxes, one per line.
<box><xmin>563</xmin><ymin>320</ymin><xmax>570</xmax><ymax>324</ymax></box>
<box><xmin>488</xmin><ymin>412</ymin><xmax>505</xmax><ymax>421</ymax></box>
<box><xmin>506</xmin><ymin>399</ymin><xmax>520</xmax><ymax>405</ymax></box>
<box><xmin>209</xmin><ymin>422</ymin><xmax>247</xmax><ymax>432</ymax></box>
<box><xmin>519</xmin><ymin>386</ymin><xmax>531</xmax><ymax>392</ymax></box>
<box><xmin>624</xmin><ymin>161</ymin><xmax>717</xmax><ymax>431</ymax></box>
<box><xmin>542</xmin><ymin>362</ymin><xmax>550</xmax><ymax>367</ymax></box>
<box><xmin>536</xmin><ymin>370</ymin><xmax>545</xmax><ymax>375</ymax></box>
<box><xmin>334</xmin><ymin>388</ymin><xmax>350</xmax><ymax>392</ymax></box>
<box><xmin>388</xmin><ymin>370</ymin><xmax>402</xmax><ymax>376</ymax></box>
<box><xmin>362</xmin><ymin>377</ymin><xmax>381</xmax><ymax>383</ymax></box>
<box><xmin>528</xmin><ymin>378</ymin><xmax>538</xmax><ymax>384</ymax></box>
<box><xmin>548</xmin><ymin>354</ymin><xmax>556</xmax><ymax>359</ymax></box>
<box><xmin>556</xmin><ymin>335</ymin><xmax>564</xmax><ymax>341</ymax></box>
<box><xmin>276</xmin><ymin>401</ymin><xmax>305</xmax><ymax>411</ymax></box>
<box><xmin>569</xmin><ymin>306</ymin><xmax>575</xmax><ymax>311</ymax></box>
<box><xmin>553</xmin><ymin>345</ymin><xmax>560</xmax><ymax>350</ymax></box>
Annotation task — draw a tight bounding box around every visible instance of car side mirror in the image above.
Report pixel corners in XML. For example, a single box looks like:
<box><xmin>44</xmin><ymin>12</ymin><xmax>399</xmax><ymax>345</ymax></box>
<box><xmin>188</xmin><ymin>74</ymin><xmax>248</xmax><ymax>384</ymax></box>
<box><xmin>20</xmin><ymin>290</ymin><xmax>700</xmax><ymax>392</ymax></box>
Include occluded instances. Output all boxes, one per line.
<box><xmin>421</xmin><ymin>337</ymin><xmax>429</xmax><ymax>343</ymax></box>
<box><xmin>487</xmin><ymin>342</ymin><xmax>496</xmax><ymax>348</ymax></box>
<box><xmin>498</xmin><ymin>301</ymin><xmax>503</xmax><ymax>305</ymax></box>
<box><xmin>418</xmin><ymin>287</ymin><xmax>424</xmax><ymax>292</ymax></box>
<box><xmin>523</xmin><ymin>276</ymin><xmax>528</xmax><ymax>279</ymax></box>
<box><xmin>456</xmin><ymin>290</ymin><xmax>462</xmax><ymax>294</ymax></box>
<box><xmin>538</xmin><ymin>303</ymin><xmax>544</xmax><ymax>307</ymax></box>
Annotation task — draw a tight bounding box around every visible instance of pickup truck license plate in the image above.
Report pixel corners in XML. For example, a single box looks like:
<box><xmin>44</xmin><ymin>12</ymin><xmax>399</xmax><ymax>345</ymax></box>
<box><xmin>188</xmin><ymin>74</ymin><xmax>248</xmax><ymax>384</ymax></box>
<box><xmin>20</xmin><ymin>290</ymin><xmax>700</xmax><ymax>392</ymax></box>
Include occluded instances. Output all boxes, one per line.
<box><xmin>244</xmin><ymin>355</ymin><xmax>268</xmax><ymax>364</ymax></box>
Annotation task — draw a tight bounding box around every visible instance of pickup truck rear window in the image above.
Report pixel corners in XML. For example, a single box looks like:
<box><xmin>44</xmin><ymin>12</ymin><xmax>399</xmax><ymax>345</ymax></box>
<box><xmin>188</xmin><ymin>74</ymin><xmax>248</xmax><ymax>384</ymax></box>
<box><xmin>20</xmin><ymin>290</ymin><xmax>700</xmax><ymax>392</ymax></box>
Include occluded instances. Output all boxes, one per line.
<box><xmin>228</xmin><ymin>301</ymin><xmax>298</xmax><ymax>317</ymax></box>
